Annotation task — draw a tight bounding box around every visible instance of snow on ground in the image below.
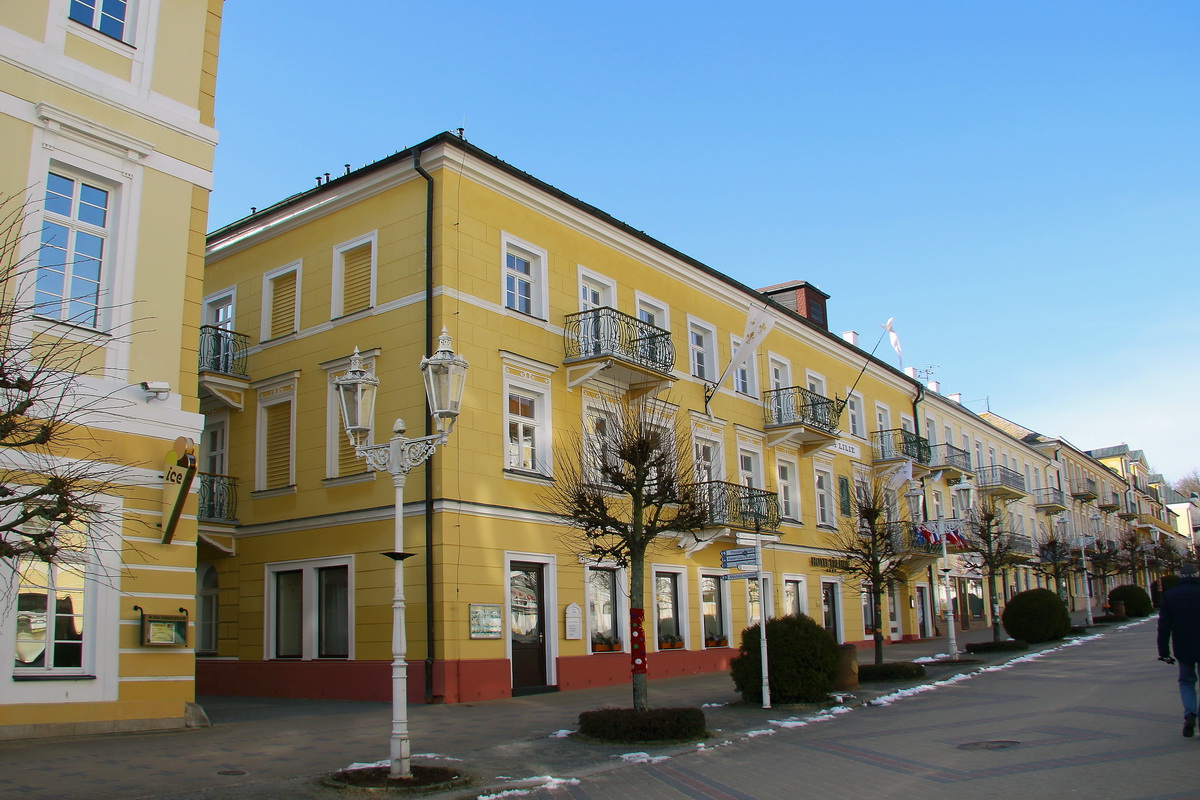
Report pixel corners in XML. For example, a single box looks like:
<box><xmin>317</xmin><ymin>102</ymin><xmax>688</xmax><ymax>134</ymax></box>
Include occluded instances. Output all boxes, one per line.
<box><xmin>616</xmin><ymin>752</ymin><xmax>671</xmax><ymax>764</ymax></box>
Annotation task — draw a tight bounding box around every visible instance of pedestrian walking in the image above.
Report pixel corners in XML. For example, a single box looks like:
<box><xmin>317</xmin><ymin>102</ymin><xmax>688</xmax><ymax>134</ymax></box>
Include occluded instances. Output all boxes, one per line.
<box><xmin>1157</xmin><ymin>562</ymin><xmax>1200</xmax><ymax>737</ymax></box>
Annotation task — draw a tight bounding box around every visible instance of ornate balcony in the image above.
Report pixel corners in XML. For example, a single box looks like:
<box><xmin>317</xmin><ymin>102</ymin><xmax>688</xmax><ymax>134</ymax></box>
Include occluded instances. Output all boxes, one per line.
<box><xmin>871</xmin><ymin>429</ymin><xmax>931</xmax><ymax>471</ymax></box>
<box><xmin>688</xmin><ymin>481</ymin><xmax>780</xmax><ymax>533</ymax></box>
<box><xmin>975</xmin><ymin>465</ymin><xmax>1027</xmax><ymax>500</ymax></box>
<box><xmin>762</xmin><ymin>386</ymin><xmax>840</xmax><ymax>455</ymax></box>
<box><xmin>1033</xmin><ymin>487</ymin><xmax>1067</xmax><ymax>514</ymax></box>
<box><xmin>927</xmin><ymin>443</ymin><xmax>973</xmax><ymax>480</ymax></box>
<box><xmin>197</xmin><ymin>472</ymin><xmax>238</xmax><ymax>522</ymax></box>
<box><xmin>198</xmin><ymin>325</ymin><xmax>250</xmax><ymax>410</ymax></box>
<box><xmin>1098</xmin><ymin>492</ymin><xmax>1122</xmax><ymax>512</ymax></box>
<box><xmin>1070</xmin><ymin>479</ymin><xmax>1097</xmax><ymax>502</ymax></box>
<box><xmin>1006</xmin><ymin>533</ymin><xmax>1036</xmax><ymax>559</ymax></box>
<box><xmin>563</xmin><ymin>307</ymin><xmax>675</xmax><ymax>392</ymax></box>
<box><xmin>1135</xmin><ymin>513</ymin><xmax>1174</xmax><ymax>536</ymax></box>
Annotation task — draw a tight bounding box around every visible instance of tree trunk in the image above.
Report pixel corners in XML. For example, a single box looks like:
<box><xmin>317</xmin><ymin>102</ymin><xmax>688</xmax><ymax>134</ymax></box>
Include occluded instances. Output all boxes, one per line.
<box><xmin>987</xmin><ymin>570</ymin><xmax>1001</xmax><ymax>643</ymax></box>
<box><xmin>628</xmin><ymin>547</ymin><xmax>649</xmax><ymax>712</ymax></box>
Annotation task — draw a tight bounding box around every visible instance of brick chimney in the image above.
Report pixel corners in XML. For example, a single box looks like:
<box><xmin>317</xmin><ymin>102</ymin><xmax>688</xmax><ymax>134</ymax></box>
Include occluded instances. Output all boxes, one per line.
<box><xmin>760</xmin><ymin>281</ymin><xmax>830</xmax><ymax>331</ymax></box>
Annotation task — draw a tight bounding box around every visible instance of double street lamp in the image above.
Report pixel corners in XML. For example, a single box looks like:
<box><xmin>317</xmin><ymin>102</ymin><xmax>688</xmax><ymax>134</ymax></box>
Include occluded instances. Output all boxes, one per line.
<box><xmin>334</xmin><ymin>328</ymin><xmax>468</xmax><ymax>779</ymax></box>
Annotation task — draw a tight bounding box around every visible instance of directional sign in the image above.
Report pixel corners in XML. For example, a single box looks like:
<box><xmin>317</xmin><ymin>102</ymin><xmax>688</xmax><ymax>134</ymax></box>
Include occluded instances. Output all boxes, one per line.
<box><xmin>721</xmin><ymin>547</ymin><xmax>758</xmax><ymax>568</ymax></box>
<box><xmin>721</xmin><ymin>572</ymin><xmax>756</xmax><ymax>580</ymax></box>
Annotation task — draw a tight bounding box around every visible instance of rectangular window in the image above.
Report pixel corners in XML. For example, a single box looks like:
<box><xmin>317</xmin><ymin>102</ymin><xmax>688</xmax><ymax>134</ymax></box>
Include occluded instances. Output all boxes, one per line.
<box><xmin>748</xmin><ymin>575</ymin><xmax>772</xmax><ymax>626</ymax></box>
<box><xmin>783</xmin><ymin>577</ymin><xmax>806</xmax><ymax>616</ymax></box>
<box><xmin>502</xmin><ymin>236</ymin><xmax>546</xmax><ymax>319</ymax></box>
<box><xmin>738</xmin><ymin>450</ymin><xmax>762</xmax><ymax>490</ymax></box>
<box><xmin>777</xmin><ymin>459</ymin><xmax>799</xmax><ymax>520</ymax></box>
<box><xmin>838</xmin><ymin>476</ymin><xmax>852</xmax><ymax>517</ymax></box>
<box><xmin>505</xmin><ymin>252</ymin><xmax>533</xmax><ymax>314</ymax></box>
<box><xmin>689</xmin><ymin>320</ymin><xmax>715</xmax><ymax>381</ymax></box>
<box><xmin>847</xmin><ymin>395</ymin><xmax>863</xmax><ymax>437</ymax></box>
<box><xmin>694</xmin><ymin>437</ymin><xmax>720</xmax><ymax>483</ymax></box>
<box><xmin>334</xmin><ymin>240</ymin><xmax>374</xmax><ymax>317</ymax></box>
<box><xmin>269</xmin><ymin>559</ymin><xmax>351</xmax><ymax>659</ymax></box>
<box><xmin>584</xmin><ymin>407</ymin><xmax>617</xmax><ymax>485</ymax></box>
<box><xmin>36</xmin><ymin>172</ymin><xmax>110</xmax><ymax>327</ymax></box>
<box><xmin>507</xmin><ymin>391</ymin><xmax>540</xmax><ymax>472</ymax></box>
<box><xmin>262</xmin><ymin>400</ymin><xmax>292</xmax><ymax>489</ymax></box>
<box><xmin>15</xmin><ymin>551</ymin><xmax>88</xmax><ymax>673</ymax></box>
<box><xmin>655</xmin><ymin>572</ymin><xmax>681</xmax><ymax>646</ymax></box>
<box><xmin>69</xmin><ymin>0</ymin><xmax>127</xmax><ymax>41</ymax></box>
<box><xmin>816</xmin><ymin>469</ymin><xmax>834</xmax><ymax>526</ymax></box>
<box><xmin>588</xmin><ymin>568</ymin><xmax>620</xmax><ymax>651</ymax></box>
<box><xmin>263</xmin><ymin>266</ymin><xmax>299</xmax><ymax>340</ymax></box>
<box><xmin>700</xmin><ymin>575</ymin><xmax>727</xmax><ymax>646</ymax></box>
<box><xmin>731</xmin><ymin>337</ymin><xmax>756</xmax><ymax>395</ymax></box>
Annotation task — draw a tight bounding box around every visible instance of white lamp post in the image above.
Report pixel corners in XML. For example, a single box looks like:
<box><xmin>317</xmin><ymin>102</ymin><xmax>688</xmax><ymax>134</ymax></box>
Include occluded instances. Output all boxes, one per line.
<box><xmin>906</xmin><ymin>480</ymin><xmax>973</xmax><ymax>659</ymax></box>
<box><xmin>334</xmin><ymin>328</ymin><xmax>468</xmax><ymax>779</ymax></box>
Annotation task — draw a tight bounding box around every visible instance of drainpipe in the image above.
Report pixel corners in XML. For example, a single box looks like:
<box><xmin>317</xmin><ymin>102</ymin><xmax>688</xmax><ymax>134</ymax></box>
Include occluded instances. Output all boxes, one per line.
<box><xmin>412</xmin><ymin>146</ymin><xmax>438</xmax><ymax>703</ymax></box>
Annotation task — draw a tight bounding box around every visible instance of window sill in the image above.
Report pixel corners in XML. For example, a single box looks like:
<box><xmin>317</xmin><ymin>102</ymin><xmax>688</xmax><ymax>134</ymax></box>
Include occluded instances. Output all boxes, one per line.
<box><xmin>31</xmin><ymin>315</ymin><xmax>111</xmax><ymax>339</ymax></box>
<box><xmin>252</xmin><ymin>485</ymin><xmax>297</xmax><ymax>499</ymax></box>
<box><xmin>504</xmin><ymin>468</ymin><xmax>553</xmax><ymax>485</ymax></box>
<box><xmin>816</xmin><ymin>523</ymin><xmax>838</xmax><ymax>532</ymax></box>
<box><xmin>13</xmin><ymin>673</ymin><xmax>96</xmax><ymax>682</ymax></box>
<box><xmin>503</xmin><ymin>307</ymin><xmax>546</xmax><ymax>322</ymax></box>
<box><xmin>323</xmin><ymin>472</ymin><xmax>376</xmax><ymax>488</ymax></box>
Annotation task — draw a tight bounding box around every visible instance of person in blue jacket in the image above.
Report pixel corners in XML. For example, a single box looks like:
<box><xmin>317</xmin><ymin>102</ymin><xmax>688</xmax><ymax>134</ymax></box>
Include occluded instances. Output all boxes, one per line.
<box><xmin>1158</xmin><ymin>562</ymin><xmax>1200</xmax><ymax>737</ymax></box>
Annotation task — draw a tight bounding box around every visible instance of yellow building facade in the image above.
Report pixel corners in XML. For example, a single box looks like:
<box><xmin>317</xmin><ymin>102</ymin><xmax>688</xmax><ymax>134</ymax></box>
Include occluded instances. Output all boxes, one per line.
<box><xmin>203</xmin><ymin>132</ymin><xmax>1108</xmax><ymax>704</ymax></box>
<box><xmin>0</xmin><ymin>2</ymin><xmax>223</xmax><ymax>737</ymax></box>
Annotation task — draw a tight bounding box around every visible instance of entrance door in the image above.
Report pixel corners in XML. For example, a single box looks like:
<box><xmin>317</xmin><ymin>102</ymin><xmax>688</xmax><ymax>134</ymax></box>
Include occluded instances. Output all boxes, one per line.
<box><xmin>821</xmin><ymin>581</ymin><xmax>840</xmax><ymax>642</ymax></box>
<box><xmin>915</xmin><ymin>586</ymin><xmax>930</xmax><ymax>639</ymax></box>
<box><xmin>888</xmin><ymin>584</ymin><xmax>902</xmax><ymax>641</ymax></box>
<box><xmin>510</xmin><ymin>563</ymin><xmax>548</xmax><ymax>692</ymax></box>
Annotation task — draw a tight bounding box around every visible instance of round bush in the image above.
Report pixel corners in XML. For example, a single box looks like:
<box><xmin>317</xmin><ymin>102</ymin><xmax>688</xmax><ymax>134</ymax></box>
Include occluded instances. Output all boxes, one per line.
<box><xmin>1109</xmin><ymin>584</ymin><xmax>1153</xmax><ymax>617</ymax></box>
<box><xmin>1001</xmin><ymin>588</ymin><xmax>1071</xmax><ymax>644</ymax></box>
<box><xmin>730</xmin><ymin>614</ymin><xmax>838</xmax><ymax>703</ymax></box>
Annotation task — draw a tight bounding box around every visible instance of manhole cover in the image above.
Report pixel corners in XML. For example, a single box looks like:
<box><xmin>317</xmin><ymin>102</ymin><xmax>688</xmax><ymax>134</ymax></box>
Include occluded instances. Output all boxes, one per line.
<box><xmin>957</xmin><ymin>740</ymin><xmax>1020</xmax><ymax>751</ymax></box>
<box><xmin>217</xmin><ymin>770</ymin><xmax>247</xmax><ymax>776</ymax></box>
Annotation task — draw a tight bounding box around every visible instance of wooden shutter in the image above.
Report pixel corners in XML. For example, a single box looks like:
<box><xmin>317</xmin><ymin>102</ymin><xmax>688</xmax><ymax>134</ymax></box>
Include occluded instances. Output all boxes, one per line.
<box><xmin>264</xmin><ymin>401</ymin><xmax>291</xmax><ymax>488</ymax></box>
<box><xmin>336</xmin><ymin>427</ymin><xmax>360</xmax><ymax>477</ymax></box>
<box><xmin>270</xmin><ymin>271</ymin><xmax>297</xmax><ymax>338</ymax></box>
<box><xmin>341</xmin><ymin>244</ymin><xmax>372</xmax><ymax>315</ymax></box>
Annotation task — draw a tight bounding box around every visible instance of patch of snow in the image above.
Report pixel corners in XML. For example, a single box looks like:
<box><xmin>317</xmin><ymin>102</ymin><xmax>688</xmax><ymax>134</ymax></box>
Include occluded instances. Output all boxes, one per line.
<box><xmin>744</xmin><ymin>728</ymin><xmax>775</xmax><ymax>738</ymax></box>
<box><xmin>477</xmin><ymin>790</ymin><xmax>530</xmax><ymax>799</ymax></box>
<box><xmin>344</xmin><ymin>759</ymin><xmax>388</xmax><ymax>770</ymax></box>
<box><xmin>412</xmin><ymin>753</ymin><xmax>463</xmax><ymax>761</ymax></box>
<box><xmin>548</xmin><ymin>729</ymin><xmax>574</xmax><ymax>738</ymax></box>
<box><xmin>616</xmin><ymin>752</ymin><xmax>671</xmax><ymax>764</ymax></box>
<box><xmin>701</xmin><ymin>702</ymin><xmax>727</xmax><ymax>708</ymax></box>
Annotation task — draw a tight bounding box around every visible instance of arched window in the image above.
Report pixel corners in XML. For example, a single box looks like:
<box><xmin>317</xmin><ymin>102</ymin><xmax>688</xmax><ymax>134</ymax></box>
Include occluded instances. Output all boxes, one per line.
<box><xmin>196</xmin><ymin>563</ymin><xmax>219</xmax><ymax>653</ymax></box>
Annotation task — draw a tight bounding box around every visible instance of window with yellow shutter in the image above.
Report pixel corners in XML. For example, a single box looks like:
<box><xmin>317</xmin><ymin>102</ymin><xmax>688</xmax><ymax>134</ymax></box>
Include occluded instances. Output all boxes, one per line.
<box><xmin>262</xmin><ymin>264</ymin><xmax>300</xmax><ymax>342</ymax></box>
<box><xmin>263</xmin><ymin>400</ymin><xmax>292</xmax><ymax>489</ymax></box>
<box><xmin>339</xmin><ymin>243</ymin><xmax>372</xmax><ymax>316</ymax></box>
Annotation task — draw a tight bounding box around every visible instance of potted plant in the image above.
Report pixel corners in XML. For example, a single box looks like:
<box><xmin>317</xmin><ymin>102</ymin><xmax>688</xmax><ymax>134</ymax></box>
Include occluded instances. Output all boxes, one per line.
<box><xmin>591</xmin><ymin>633</ymin><xmax>618</xmax><ymax>652</ymax></box>
<box><xmin>658</xmin><ymin>633</ymin><xmax>683</xmax><ymax>649</ymax></box>
<box><xmin>705</xmin><ymin>634</ymin><xmax>728</xmax><ymax>648</ymax></box>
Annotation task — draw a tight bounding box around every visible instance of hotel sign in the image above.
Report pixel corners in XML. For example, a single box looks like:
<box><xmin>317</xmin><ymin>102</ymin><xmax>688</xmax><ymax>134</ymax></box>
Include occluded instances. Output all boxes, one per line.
<box><xmin>834</xmin><ymin>440</ymin><xmax>861</xmax><ymax>459</ymax></box>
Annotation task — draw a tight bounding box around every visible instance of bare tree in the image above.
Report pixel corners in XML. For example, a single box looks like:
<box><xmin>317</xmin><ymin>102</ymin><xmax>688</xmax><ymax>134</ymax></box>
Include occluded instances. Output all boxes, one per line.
<box><xmin>960</xmin><ymin>496</ymin><xmax>1021</xmax><ymax>642</ymax></box>
<box><xmin>0</xmin><ymin>193</ymin><xmax>132</xmax><ymax>567</ymax></box>
<box><xmin>1088</xmin><ymin>544</ymin><xmax>1122</xmax><ymax>609</ymax></box>
<box><xmin>824</xmin><ymin>477</ymin><xmax>923</xmax><ymax>666</ymax></box>
<box><xmin>1115</xmin><ymin>529</ymin><xmax>1147</xmax><ymax>586</ymax></box>
<box><xmin>1174</xmin><ymin>468</ymin><xmax>1200</xmax><ymax>498</ymax></box>
<box><xmin>542</xmin><ymin>393</ymin><xmax>709</xmax><ymax>711</ymax></box>
<box><xmin>1036</xmin><ymin>535</ymin><xmax>1075</xmax><ymax>602</ymax></box>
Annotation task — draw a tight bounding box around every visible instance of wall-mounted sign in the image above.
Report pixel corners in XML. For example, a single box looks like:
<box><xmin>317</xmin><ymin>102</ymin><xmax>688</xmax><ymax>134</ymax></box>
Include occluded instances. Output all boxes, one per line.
<box><xmin>134</xmin><ymin>605</ymin><xmax>188</xmax><ymax>647</ymax></box>
<box><xmin>811</xmin><ymin>556</ymin><xmax>851</xmax><ymax>571</ymax></box>
<box><xmin>564</xmin><ymin>602</ymin><xmax>583</xmax><ymax>640</ymax></box>
<box><xmin>161</xmin><ymin>436</ymin><xmax>197</xmax><ymax>544</ymax></box>
<box><xmin>469</xmin><ymin>604</ymin><xmax>502</xmax><ymax>639</ymax></box>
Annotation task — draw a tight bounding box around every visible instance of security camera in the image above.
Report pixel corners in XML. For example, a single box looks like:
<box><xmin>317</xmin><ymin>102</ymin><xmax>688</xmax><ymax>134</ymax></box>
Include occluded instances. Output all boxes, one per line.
<box><xmin>140</xmin><ymin>381</ymin><xmax>170</xmax><ymax>401</ymax></box>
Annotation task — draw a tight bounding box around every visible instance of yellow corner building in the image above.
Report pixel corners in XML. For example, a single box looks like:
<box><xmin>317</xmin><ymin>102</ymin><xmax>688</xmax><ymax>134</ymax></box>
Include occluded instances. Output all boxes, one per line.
<box><xmin>0</xmin><ymin>2</ymin><xmax>223</xmax><ymax>737</ymax></box>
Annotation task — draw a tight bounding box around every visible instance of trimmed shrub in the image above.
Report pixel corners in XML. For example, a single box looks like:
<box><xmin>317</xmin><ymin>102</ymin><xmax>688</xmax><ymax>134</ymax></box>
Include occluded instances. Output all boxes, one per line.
<box><xmin>1001</xmin><ymin>588</ymin><xmax>1071</xmax><ymax>644</ymax></box>
<box><xmin>730</xmin><ymin>614</ymin><xmax>839</xmax><ymax>703</ymax></box>
<box><xmin>1109</xmin><ymin>584</ymin><xmax>1153</xmax><ymax>617</ymax></box>
<box><xmin>858</xmin><ymin>661</ymin><xmax>926</xmax><ymax>682</ymax></box>
<box><xmin>577</xmin><ymin>707</ymin><xmax>707</xmax><ymax>742</ymax></box>
<box><xmin>965</xmin><ymin>640</ymin><xmax>1029</xmax><ymax>654</ymax></box>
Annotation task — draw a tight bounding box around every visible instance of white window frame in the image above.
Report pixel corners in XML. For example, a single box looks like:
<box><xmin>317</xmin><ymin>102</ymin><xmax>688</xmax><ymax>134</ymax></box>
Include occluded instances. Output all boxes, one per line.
<box><xmin>747</xmin><ymin>573</ymin><xmax>774</xmax><ymax>628</ymax></box>
<box><xmin>693</xmin><ymin>435</ymin><xmax>723</xmax><ymax>484</ymax></box>
<box><xmin>687</xmin><ymin>317</ymin><xmax>716</xmax><ymax>382</ymax></box>
<box><xmin>578</xmin><ymin>267</ymin><xmax>615</xmax><ymax>311</ymax></box>
<box><xmin>652</xmin><ymin>565</ymin><xmax>689</xmax><ymax>650</ymax></box>
<box><xmin>698</xmin><ymin>570</ymin><xmax>731</xmax><ymax>646</ymax></box>
<box><xmin>846</xmin><ymin>393</ymin><xmax>864</xmax><ymax>438</ymax></box>
<box><xmin>501</xmin><ymin>233</ymin><xmax>548</xmax><ymax>320</ymax></box>
<box><xmin>805</xmin><ymin>371</ymin><xmax>827</xmax><ymax>397</ymax></box>
<box><xmin>253</xmin><ymin>372</ymin><xmax>298</xmax><ymax>493</ymax></box>
<box><xmin>815</xmin><ymin>467</ymin><xmax>835</xmax><ymax>527</ymax></box>
<box><xmin>729</xmin><ymin>335</ymin><xmax>758</xmax><ymax>396</ymax></box>
<box><xmin>264</xmin><ymin>556</ymin><xmax>355</xmax><ymax>660</ymax></box>
<box><xmin>776</xmin><ymin>454</ymin><xmax>800</xmax><ymax>522</ymax></box>
<box><xmin>875</xmin><ymin>403</ymin><xmax>892</xmax><ymax>433</ymax></box>
<box><xmin>821</xmin><ymin>578</ymin><xmax>844</xmax><ymax>643</ymax></box>
<box><xmin>782</xmin><ymin>574</ymin><xmax>808</xmax><ymax>616</ymax></box>
<box><xmin>738</xmin><ymin>447</ymin><xmax>764</xmax><ymax>490</ymax></box>
<box><xmin>767</xmin><ymin>354</ymin><xmax>791</xmax><ymax>391</ymax></box>
<box><xmin>322</xmin><ymin>351</ymin><xmax>378</xmax><ymax>484</ymax></box>
<box><xmin>585</xmin><ymin>563</ymin><xmax>627</xmax><ymax>653</ymax></box>
<box><xmin>505</xmin><ymin>383</ymin><xmax>550</xmax><ymax>477</ymax></box>
<box><xmin>261</xmin><ymin>262</ymin><xmax>302</xmax><ymax>342</ymax></box>
<box><xmin>67</xmin><ymin>0</ymin><xmax>140</xmax><ymax>45</ymax></box>
<box><xmin>635</xmin><ymin>292</ymin><xmax>669</xmax><ymax>333</ymax></box>
<box><xmin>331</xmin><ymin>232</ymin><xmax>377</xmax><ymax>319</ymax></box>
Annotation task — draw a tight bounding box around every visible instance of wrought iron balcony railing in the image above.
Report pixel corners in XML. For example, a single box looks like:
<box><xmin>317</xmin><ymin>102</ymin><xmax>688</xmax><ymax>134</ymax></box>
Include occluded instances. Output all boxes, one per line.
<box><xmin>1098</xmin><ymin>492</ymin><xmax>1122</xmax><ymax>511</ymax></box>
<box><xmin>1007</xmin><ymin>533</ymin><xmax>1035</xmax><ymax>556</ymax></box>
<box><xmin>871</xmin><ymin>429</ymin><xmax>931</xmax><ymax>464</ymax></box>
<box><xmin>198</xmin><ymin>325</ymin><xmax>249</xmax><ymax>377</ymax></box>
<box><xmin>563</xmin><ymin>307</ymin><xmax>674</xmax><ymax>376</ymax></box>
<box><xmin>762</xmin><ymin>386</ymin><xmax>839</xmax><ymax>433</ymax></box>
<box><xmin>198</xmin><ymin>472</ymin><xmax>238</xmax><ymax>521</ymax></box>
<box><xmin>1032</xmin><ymin>487</ymin><xmax>1066</xmax><ymax>510</ymax></box>
<box><xmin>976</xmin><ymin>464</ymin><xmax>1026</xmax><ymax>494</ymax></box>
<box><xmin>687</xmin><ymin>481</ymin><xmax>780</xmax><ymax>531</ymax></box>
<box><xmin>928</xmin><ymin>443</ymin><xmax>971</xmax><ymax>474</ymax></box>
<box><xmin>1070</xmin><ymin>479</ymin><xmax>1097</xmax><ymax>500</ymax></box>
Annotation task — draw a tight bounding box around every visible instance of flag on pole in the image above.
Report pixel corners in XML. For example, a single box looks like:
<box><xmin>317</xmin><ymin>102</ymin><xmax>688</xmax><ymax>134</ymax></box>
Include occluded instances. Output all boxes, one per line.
<box><xmin>880</xmin><ymin>318</ymin><xmax>903</xmax><ymax>369</ymax></box>
<box><xmin>715</xmin><ymin>303</ymin><xmax>776</xmax><ymax>389</ymax></box>
<box><xmin>945</xmin><ymin>523</ymin><xmax>968</xmax><ymax>548</ymax></box>
<box><xmin>917</xmin><ymin>522</ymin><xmax>940</xmax><ymax>544</ymax></box>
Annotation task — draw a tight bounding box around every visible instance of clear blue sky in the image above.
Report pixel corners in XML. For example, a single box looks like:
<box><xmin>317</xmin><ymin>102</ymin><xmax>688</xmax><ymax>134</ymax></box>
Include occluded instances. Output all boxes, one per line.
<box><xmin>209</xmin><ymin>1</ymin><xmax>1200</xmax><ymax>483</ymax></box>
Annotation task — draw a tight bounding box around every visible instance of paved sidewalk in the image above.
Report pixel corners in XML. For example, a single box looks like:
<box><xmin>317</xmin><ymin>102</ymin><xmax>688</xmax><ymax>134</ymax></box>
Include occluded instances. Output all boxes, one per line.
<box><xmin>0</xmin><ymin>611</ymin><xmax>1118</xmax><ymax>800</ymax></box>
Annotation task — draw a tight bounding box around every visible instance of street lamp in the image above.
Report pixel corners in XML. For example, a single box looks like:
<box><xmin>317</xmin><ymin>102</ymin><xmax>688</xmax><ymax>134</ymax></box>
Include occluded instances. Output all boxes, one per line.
<box><xmin>905</xmin><ymin>480</ymin><xmax>973</xmax><ymax>658</ymax></box>
<box><xmin>333</xmin><ymin>328</ymin><xmax>468</xmax><ymax>779</ymax></box>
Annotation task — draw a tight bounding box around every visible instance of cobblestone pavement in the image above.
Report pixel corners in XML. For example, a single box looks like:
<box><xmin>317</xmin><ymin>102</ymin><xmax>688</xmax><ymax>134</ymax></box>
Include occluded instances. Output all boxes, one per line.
<box><xmin>2</xmin><ymin>616</ymin><xmax>1184</xmax><ymax>800</ymax></box>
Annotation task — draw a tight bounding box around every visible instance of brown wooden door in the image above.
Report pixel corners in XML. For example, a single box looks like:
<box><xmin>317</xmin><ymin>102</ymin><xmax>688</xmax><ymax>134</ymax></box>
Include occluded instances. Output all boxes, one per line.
<box><xmin>510</xmin><ymin>563</ymin><xmax>547</xmax><ymax>691</ymax></box>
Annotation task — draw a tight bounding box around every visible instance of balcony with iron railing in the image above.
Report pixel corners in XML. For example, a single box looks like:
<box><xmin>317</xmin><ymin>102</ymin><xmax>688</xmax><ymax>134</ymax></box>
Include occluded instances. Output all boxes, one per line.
<box><xmin>871</xmin><ymin>429</ymin><xmax>931</xmax><ymax>468</ymax></box>
<box><xmin>927</xmin><ymin>443</ymin><xmax>972</xmax><ymax>478</ymax></box>
<box><xmin>688</xmin><ymin>481</ymin><xmax>781</xmax><ymax>532</ymax></box>
<box><xmin>1032</xmin><ymin>487</ymin><xmax>1067</xmax><ymax>513</ymax></box>
<box><xmin>1098</xmin><ymin>492</ymin><xmax>1122</xmax><ymax>512</ymax></box>
<box><xmin>975</xmin><ymin>464</ymin><xmax>1027</xmax><ymax>500</ymax></box>
<box><xmin>1135</xmin><ymin>513</ymin><xmax>1174</xmax><ymax>535</ymax></box>
<box><xmin>762</xmin><ymin>386</ymin><xmax>840</xmax><ymax>455</ymax></box>
<box><xmin>563</xmin><ymin>307</ymin><xmax>675</xmax><ymax>387</ymax></box>
<box><xmin>197</xmin><ymin>472</ymin><xmax>238</xmax><ymax>522</ymax></box>
<box><xmin>198</xmin><ymin>325</ymin><xmax>250</xmax><ymax>410</ymax></box>
<box><xmin>1070</xmin><ymin>478</ymin><xmax>1098</xmax><ymax>502</ymax></box>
